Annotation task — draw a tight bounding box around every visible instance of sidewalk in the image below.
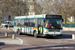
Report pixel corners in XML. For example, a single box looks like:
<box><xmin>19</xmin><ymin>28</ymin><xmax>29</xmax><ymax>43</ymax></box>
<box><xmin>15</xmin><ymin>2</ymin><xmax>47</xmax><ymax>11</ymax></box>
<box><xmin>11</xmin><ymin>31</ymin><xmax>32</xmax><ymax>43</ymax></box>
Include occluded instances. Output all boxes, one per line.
<box><xmin>0</xmin><ymin>37</ymin><xmax>21</xmax><ymax>45</ymax></box>
<box><xmin>63</xmin><ymin>27</ymin><xmax>75</xmax><ymax>31</ymax></box>
<box><xmin>0</xmin><ymin>28</ymin><xmax>21</xmax><ymax>45</ymax></box>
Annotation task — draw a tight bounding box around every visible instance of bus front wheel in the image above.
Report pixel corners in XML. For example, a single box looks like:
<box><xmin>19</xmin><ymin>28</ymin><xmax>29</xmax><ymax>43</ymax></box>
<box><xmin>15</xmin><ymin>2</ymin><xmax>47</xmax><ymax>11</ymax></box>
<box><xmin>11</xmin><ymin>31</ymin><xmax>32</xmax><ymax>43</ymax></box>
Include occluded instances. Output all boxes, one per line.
<box><xmin>17</xmin><ymin>30</ymin><xmax>21</xmax><ymax>35</ymax></box>
<box><xmin>34</xmin><ymin>31</ymin><xmax>38</xmax><ymax>38</ymax></box>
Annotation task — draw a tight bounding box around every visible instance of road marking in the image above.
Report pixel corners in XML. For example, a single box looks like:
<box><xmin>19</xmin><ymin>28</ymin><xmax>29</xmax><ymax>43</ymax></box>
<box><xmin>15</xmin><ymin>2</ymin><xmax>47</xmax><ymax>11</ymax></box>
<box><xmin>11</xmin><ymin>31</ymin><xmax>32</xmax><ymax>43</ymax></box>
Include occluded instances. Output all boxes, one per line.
<box><xmin>16</xmin><ymin>37</ymin><xmax>29</xmax><ymax>45</ymax></box>
<box><xmin>16</xmin><ymin>37</ymin><xmax>23</xmax><ymax>45</ymax></box>
<box><xmin>45</xmin><ymin>40</ymin><xmax>75</xmax><ymax>44</ymax></box>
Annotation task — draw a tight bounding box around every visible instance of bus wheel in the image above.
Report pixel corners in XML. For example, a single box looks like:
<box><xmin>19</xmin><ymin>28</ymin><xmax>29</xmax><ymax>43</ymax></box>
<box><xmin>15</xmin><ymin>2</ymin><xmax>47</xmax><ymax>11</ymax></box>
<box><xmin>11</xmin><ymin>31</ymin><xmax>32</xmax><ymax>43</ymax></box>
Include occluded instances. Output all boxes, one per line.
<box><xmin>34</xmin><ymin>32</ymin><xmax>38</xmax><ymax>38</ymax></box>
<box><xmin>17</xmin><ymin>30</ymin><xmax>21</xmax><ymax>35</ymax></box>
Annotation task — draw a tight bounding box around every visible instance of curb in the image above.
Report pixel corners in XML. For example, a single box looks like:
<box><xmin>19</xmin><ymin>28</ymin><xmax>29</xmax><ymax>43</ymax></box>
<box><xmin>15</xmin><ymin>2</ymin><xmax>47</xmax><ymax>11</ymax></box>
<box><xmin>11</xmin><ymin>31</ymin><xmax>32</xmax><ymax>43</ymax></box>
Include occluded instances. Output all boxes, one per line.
<box><xmin>16</xmin><ymin>37</ymin><xmax>23</xmax><ymax>45</ymax></box>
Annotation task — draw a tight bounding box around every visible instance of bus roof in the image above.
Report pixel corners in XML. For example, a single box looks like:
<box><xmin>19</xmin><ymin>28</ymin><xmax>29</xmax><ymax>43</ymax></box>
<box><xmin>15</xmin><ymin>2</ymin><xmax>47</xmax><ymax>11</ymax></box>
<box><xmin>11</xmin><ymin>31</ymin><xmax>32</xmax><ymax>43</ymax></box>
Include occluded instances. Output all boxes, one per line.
<box><xmin>14</xmin><ymin>14</ymin><xmax>62</xmax><ymax>19</ymax></box>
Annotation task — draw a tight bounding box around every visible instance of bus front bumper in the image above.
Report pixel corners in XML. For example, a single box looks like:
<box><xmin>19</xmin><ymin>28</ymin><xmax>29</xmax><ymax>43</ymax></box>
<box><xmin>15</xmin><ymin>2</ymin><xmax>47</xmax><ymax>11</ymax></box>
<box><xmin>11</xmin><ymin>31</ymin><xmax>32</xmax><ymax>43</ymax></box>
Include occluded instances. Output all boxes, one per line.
<box><xmin>43</xmin><ymin>32</ymin><xmax>63</xmax><ymax>36</ymax></box>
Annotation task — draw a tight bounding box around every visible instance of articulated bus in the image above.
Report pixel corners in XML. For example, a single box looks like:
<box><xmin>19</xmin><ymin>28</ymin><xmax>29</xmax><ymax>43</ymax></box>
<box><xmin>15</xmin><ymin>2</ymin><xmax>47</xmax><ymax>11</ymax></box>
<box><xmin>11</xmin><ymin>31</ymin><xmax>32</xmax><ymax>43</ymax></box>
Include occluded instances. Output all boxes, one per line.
<box><xmin>13</xmin><ymin>14</ymin><xmax>63</xmax><ymax>38</ymax></box>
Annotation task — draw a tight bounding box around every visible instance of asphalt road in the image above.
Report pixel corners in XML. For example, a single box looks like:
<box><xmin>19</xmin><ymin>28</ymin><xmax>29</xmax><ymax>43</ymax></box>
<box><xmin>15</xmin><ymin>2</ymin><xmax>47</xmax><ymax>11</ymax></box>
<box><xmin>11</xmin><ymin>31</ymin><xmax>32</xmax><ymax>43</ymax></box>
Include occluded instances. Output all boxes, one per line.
<box><xmin>0</xmin><ymin>28</ymin><xmax>75</xmax><ymax>50</ymax></box>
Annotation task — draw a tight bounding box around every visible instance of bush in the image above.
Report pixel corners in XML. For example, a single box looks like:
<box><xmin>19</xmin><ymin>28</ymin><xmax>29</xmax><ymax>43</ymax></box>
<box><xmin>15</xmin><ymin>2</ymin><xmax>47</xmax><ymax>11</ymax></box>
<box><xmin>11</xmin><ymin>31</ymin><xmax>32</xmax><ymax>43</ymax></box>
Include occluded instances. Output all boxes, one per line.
<box><xmin>63</xmin><ymin>22</ymin><xmax>75</xmax><ymax>27</ymax></box>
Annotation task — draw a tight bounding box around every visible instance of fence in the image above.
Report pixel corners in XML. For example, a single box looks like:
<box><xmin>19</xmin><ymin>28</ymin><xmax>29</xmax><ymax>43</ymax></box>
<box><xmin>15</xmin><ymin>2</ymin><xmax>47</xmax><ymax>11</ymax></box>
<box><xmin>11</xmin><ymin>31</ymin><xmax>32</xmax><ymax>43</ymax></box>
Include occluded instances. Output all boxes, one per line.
<box><xmin>65</xmin><ymin>24</ymin><xmax>75</xmax><ymax>27</ymax></box>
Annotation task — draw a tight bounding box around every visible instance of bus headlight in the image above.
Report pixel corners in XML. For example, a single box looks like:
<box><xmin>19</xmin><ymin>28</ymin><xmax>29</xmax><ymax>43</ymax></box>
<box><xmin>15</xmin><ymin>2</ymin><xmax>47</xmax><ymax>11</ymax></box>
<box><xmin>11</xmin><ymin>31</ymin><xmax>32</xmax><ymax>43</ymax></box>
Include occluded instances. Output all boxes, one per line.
<box><xmin>44</xmin><ymin>30</ymin><xmax>48</xmax><ymax>32</ymax></box>
<box><xmin>44</xmin><ymin>30</ymin><xmax>48</xmax><ymax>34</ymax></box>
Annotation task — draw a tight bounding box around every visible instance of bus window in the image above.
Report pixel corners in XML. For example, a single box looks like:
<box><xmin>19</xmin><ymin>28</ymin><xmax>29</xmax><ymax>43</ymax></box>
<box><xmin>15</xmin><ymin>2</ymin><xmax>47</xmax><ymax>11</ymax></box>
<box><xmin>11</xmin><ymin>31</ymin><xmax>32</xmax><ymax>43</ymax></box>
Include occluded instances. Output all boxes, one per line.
<box><xmin>38</xmin><ymin>19</ymin><xmax>44</xmax><ymax>26</ymax></box>
<box><xmin>29</xmin><ymin>22</ymin><xmax>35</xmax><ymax>27</ymax></box>
<box><xmin>40</xmin><ymin>19</ymin><xmax>44</xmax><ymax>26</ymax></box>
<box><xmin>45</xmin><ymin>19</ymin><xmax>62</xmax><ymax>29</ymax></box>
<box><xmin>20</xmin><ymin>19</ymin><xmax>24</xmax><ymax>26</ymax></box>
<box><xmin>24</xmin><ymin>19</ymin><xmax>29</xmax><ymax>27</ymax></box>
<box><xmin>17</xmin><ymin>19</ymin><xmax>21</xmax><ymax>26</ymax></box>
<box><xmin>24</xmin><ymin>22</ymin><xmax>28</xmax><ymax>26</ymax></box>
<box><xmin>29</xmin><ymin>19</ymin><xmax>35</xmax><ymax>27</ymax></box>
<box><xmin>17</xmin><ymin>23</ymin><xmax>21</xmax><ymax>26</ymax></box>
<box><xmin>34</xmin><ymin>19</ymin><xmax>38</xmax><ymax>27</ymax></box>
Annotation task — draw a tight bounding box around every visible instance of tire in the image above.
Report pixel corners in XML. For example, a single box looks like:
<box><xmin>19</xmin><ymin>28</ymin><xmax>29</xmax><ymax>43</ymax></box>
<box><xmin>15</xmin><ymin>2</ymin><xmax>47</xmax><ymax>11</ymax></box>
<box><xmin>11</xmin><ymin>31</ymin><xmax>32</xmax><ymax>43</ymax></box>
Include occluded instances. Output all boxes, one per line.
<box><xmin>17</xmin><ymin>30</ymin><xmax>21</xmax><ymax>35</ymax></box>
<box><xmin>34</xmin><ymin>31</ymin><xmax>38</xmax><ymax>38</ymax></box>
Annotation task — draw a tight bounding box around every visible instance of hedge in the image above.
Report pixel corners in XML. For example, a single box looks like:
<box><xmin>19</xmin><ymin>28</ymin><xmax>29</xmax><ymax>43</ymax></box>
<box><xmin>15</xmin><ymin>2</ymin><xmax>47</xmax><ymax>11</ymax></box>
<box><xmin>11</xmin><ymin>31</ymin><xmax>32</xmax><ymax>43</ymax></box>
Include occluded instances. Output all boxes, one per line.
<box><xmin>63</xmin><ymin>22</ymin><xmax>75</xmax><ymax>24</ymax></box>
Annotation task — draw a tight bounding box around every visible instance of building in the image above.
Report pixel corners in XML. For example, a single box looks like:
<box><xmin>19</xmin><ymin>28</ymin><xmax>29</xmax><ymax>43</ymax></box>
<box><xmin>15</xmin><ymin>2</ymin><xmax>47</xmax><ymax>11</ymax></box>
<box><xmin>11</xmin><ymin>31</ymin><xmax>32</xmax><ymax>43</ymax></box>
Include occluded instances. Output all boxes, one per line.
<box><xmin>27</xmin><ymin>0</ymin><xmax>35</xmax><ymax>16</ymax></box>
<box><xmin>68</xmin><ymin>16</ymin><xmax>75</xmax><ymax>22</ymax></box>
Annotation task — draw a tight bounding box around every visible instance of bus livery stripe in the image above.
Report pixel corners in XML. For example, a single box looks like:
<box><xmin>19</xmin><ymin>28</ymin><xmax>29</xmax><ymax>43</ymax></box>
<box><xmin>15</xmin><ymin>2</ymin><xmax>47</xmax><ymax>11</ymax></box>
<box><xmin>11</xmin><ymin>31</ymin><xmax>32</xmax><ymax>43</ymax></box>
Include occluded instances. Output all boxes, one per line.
<box><xmin>34</xmin><ymin>27</ymin><xmax>38</xmax><ymax>29</ymax></box>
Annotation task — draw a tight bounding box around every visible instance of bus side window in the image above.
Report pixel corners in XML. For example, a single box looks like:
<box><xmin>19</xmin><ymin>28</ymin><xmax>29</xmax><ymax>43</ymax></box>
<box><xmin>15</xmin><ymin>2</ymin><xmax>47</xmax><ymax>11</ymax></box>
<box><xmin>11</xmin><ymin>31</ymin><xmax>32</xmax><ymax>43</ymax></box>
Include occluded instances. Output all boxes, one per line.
<box><xmin>17</xmin><ymin>23</ymin><xmax>21</xmax><ymax>26</ymax></box>
<box><xmin>8</xmin><ymin>22</ymin><xmax>9</xmax><ymax>24</ymax></box>
<box><xmin>29</xmin><ymin>22</ymin><xmax>35</xmax><ymax>27</ymax></box>
<box><xmin>34</xmin><ymin>19</ymin><xmax>38</xmax><ymax>27</ymax></box>
<box><xmin>24</xmin><ymin>22</ymin><xmax>28</xmax><ymax>26</ymax></box>
<box><xmin>20</xmin><ymin>19</ymin><xmax>24</xmax><ymax>26</ymax></box>
<box><xmin>24</xmin><ymin>22</ymin><xmax>26</xmax><ymax>26</ymax></box>
<box><xmin>17</xmin><ymin>19</ymin><xmax>21</xmax><ymax>26</ymax></box>
<box><xmin>29</xmin><ymin>19</ymin><xmax>35</xmax><ymax>27</ymax></box>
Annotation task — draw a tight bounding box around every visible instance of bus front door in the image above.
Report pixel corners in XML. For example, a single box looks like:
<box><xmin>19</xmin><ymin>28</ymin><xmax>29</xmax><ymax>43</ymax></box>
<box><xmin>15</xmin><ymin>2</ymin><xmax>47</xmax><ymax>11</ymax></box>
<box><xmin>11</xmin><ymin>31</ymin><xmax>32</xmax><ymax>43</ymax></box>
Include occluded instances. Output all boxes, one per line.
<box><xmin>38</xmin><ymin>19</ymin><xmax>43</xmax><ymax>35</ymax></box>
<box><xmin>38</xmin><ymin>25</ymin><xmax>43</xmax><ymax>35</ymax></box>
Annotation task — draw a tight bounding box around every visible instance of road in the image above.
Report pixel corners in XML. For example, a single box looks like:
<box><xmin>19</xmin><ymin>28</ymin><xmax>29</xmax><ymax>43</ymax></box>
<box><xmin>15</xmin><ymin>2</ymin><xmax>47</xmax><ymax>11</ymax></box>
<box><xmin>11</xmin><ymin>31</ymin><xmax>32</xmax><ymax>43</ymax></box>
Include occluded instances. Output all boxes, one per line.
<box><xmin>0</xmin><ymin>28</ymin><xmax>75</xmax><ymax>50</ymax></box>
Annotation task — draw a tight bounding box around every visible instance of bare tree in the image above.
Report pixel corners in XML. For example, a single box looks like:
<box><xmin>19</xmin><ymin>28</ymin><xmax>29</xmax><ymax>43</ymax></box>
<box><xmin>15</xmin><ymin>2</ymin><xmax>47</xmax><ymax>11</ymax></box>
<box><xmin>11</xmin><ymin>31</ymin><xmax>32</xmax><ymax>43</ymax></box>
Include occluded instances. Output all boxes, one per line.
<box><xmin>1</xmin><ymin>0</ymin><xmax>27</xmax><ymax>18</ymax></box>
<box><xmin>33</xmin><ymin>0</ymin><xmax>43</xmax><ymax>15</ymax></box>
<box><xmin>40</xmin><ymin>0</ymin><xmax>75</xmax><ymax>24</ymax></box>
<box><xmin>40</xmin><ymin>0</ymin><xmax>53</xmax><ymax>14</ymax></box>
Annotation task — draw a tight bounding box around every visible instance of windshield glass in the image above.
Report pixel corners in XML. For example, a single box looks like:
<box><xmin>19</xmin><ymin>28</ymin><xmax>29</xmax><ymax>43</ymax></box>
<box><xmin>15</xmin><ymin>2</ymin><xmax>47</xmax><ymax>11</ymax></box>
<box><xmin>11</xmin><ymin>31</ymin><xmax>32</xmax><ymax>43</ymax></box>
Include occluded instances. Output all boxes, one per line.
<box><xmin>45</xmin><ymin>19</ymin><xmax>62</xmax><ymax>29</ymax></box>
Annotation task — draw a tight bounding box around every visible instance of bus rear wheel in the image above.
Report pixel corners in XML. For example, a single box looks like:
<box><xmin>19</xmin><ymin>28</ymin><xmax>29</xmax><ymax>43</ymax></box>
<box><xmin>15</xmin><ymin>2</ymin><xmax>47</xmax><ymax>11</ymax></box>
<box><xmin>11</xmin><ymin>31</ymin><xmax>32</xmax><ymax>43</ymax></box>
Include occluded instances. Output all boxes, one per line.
<box><xmin>34</xmin><ymin>31</ymin><xmax>38</xmax><ymax>38</ymax></box>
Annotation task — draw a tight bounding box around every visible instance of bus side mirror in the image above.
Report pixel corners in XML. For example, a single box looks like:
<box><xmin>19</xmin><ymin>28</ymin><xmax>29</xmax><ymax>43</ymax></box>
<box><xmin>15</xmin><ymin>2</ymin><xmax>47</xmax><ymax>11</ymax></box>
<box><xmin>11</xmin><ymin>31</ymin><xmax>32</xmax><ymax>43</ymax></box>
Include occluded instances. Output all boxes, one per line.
<box><xmin>62</xmin><ymin>19</ymin><xmax>64</xmax><ymax>22</ymax></box>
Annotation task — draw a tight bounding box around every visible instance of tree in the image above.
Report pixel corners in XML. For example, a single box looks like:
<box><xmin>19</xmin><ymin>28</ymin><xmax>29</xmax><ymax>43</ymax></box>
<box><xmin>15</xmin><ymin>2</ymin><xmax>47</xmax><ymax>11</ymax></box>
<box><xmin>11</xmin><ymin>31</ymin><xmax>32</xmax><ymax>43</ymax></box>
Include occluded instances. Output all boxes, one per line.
<box><xmin>1</xmin><ymin>0</ymin><xmax>27</xmax><ymax>18</ymax></box>
<box><xmin>40</xmin><ymin>0</ymin><xmax>75</xmax><ymax>24</ymax></box>
<box><xmin>52</xmin><ymin>0</ymin><xmax>75</xmax><ymax>24</ymax></box>
<box><xmin>40</xmin><ymin>0</ymin><xmax>53</xmax><ymax>14</ymax></box>
<box><xmin>33</xmin><ymin>0</ymin><xmax>43</xmax><ymax>14</ymax></box>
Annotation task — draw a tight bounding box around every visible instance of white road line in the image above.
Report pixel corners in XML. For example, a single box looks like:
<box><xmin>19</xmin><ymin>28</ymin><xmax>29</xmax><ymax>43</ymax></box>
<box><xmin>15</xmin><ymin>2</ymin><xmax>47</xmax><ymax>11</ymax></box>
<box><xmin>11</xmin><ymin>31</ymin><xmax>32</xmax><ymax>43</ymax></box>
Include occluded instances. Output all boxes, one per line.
<box><xmin>16</xmin><ymin>37</ymin><xmax>29</xmax><ymax>45</ymax></box>
<box><xmin>45</xmin><ymin>40</ymin><xmax>75</xmax><ymax>44</ymax></box>
<box><xmin>16</xmin><ymin>37</ymin><xmax>23</xmax><ymax>45</ymax></box>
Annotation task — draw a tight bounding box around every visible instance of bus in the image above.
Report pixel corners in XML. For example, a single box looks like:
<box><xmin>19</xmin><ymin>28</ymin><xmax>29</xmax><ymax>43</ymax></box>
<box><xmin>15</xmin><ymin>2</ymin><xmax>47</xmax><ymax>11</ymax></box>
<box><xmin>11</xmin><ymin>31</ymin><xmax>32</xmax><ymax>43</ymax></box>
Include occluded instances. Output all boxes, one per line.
<box><xmin>13</xmin><ymin>14</ymin><xmax>63</xmax><ymax>38</ymax></box>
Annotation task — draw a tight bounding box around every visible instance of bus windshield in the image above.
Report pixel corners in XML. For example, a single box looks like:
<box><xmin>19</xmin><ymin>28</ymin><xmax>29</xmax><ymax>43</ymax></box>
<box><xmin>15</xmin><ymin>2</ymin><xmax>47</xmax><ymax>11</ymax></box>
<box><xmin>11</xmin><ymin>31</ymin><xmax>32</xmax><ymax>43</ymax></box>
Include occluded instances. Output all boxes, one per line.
<box><xmin>45</xmin><ymin>19</ymin><xmax>62</xmax><ymax>29</ymax></box>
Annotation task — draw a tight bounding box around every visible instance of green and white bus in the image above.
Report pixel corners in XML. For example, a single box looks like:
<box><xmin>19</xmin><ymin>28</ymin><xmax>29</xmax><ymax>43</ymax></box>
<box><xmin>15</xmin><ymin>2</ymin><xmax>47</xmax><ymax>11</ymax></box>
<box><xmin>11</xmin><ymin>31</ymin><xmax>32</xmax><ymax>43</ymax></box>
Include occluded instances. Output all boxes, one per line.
<box><xmin>13</xmin><ymin>14</ymin><xmax>63</xmax><ymax>38</ymax></box>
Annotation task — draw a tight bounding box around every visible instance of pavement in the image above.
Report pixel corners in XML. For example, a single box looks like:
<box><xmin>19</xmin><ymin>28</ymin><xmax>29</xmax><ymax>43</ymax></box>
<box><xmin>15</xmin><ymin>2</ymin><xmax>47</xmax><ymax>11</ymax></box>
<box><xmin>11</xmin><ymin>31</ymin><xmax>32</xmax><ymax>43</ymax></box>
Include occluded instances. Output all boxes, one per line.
<box><xmin>0</xmin><ymin>27</ymin><xmax>75</xmax><ymax>45</ymax></box>
<box><xmin>0</xmin><ymin>37</ymin><xmax>21</xmax><ymax>45</ymax></box>
<box><xmin>63</xmin><ymin>27</ymin><xmax>75</xmax><ymax>31</ymax></box>
<box><xmin>0</xmin><ymin>27</ymin><xmax>22</xmax><ymax>45</ymax></box>
<box><xmin>0</xmin><ymin>27</ymin><xmax>75</xmax><ymax>50</ymax></box>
